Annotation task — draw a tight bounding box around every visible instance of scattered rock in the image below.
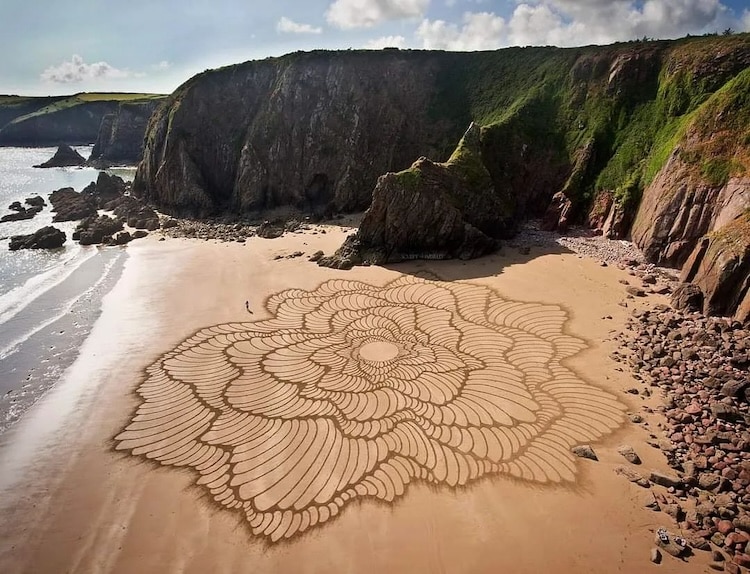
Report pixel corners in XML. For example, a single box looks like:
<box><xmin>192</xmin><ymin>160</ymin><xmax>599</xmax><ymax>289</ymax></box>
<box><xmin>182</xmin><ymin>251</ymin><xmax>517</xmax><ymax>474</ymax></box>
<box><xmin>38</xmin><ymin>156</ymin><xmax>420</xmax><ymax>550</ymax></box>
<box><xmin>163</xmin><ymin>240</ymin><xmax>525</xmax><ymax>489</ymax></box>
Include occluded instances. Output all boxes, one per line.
<box><xmin>626</xmin><ymin>286</ymin><xmax>646</xmax><ymax>297</ymax></box>
<box><xmin>309</xmin><ymin>250</ymin><xmax>324</xmax><ymax>262</ymax></box>
<box><xmin>615</xmin><ymin>466</ymin><xmax>650</xmax><ymax>487</ymax></box>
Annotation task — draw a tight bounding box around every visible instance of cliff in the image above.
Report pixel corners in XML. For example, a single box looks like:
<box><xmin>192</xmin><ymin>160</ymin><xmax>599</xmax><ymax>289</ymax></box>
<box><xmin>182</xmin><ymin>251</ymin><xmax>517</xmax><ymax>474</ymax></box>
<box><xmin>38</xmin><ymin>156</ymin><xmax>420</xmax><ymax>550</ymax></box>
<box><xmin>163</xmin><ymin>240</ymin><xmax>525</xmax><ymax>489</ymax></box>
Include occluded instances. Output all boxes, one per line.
<box><xmin>88</xmin><ymin>99</ymin><xmax>164</xmax><ymax>166</ymax></box>
<box><xmin>0</xmin><ymin>93</ymin><xmax>165</xmax><ymax>147</ymax></box>
<box><xmin>136</xmin><ymin>35</ymin><xmax>750</xmax><ymax>319</ymax></box>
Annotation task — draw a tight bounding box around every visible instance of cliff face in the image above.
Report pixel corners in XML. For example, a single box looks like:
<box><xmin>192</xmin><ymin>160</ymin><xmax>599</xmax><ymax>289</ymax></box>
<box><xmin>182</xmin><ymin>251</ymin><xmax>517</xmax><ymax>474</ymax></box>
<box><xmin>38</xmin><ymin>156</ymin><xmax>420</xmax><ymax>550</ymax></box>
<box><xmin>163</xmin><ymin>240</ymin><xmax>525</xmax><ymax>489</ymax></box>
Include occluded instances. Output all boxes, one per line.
<box><xmin>0</xmin><ymin>94</ymin><xmax>166</xmax><ymax>147</ymax></box>
<box><xmin>88</xmin><ymin>100</ymin><xmax>163</xmax><ymax>166</ymax></box>
<box><xmin>135</xmin><ymin>51</ymin><xmax>464</xmax><ymax>216</ymax></box>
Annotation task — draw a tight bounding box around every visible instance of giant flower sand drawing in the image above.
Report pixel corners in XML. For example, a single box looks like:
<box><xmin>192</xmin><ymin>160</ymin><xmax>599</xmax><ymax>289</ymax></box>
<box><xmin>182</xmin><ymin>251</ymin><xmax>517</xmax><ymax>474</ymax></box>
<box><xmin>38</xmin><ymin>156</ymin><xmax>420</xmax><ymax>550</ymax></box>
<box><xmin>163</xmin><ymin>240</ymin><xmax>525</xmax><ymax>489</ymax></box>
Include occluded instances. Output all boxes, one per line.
<box><xmin>116</xmin><ymin>276</ymin><xmax>625</xmax><ymax>541</ymax></box>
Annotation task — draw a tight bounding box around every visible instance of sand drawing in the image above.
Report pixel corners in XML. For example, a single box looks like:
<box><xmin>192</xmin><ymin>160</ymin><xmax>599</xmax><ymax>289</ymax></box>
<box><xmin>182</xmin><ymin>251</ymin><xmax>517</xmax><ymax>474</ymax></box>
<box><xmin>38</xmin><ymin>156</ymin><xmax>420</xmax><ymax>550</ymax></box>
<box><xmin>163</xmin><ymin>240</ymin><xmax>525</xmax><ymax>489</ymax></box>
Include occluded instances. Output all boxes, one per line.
<box><xmin>116</xmin><ymin>276</ymin><xmax>625</xmax><ymax>541</ymax></box>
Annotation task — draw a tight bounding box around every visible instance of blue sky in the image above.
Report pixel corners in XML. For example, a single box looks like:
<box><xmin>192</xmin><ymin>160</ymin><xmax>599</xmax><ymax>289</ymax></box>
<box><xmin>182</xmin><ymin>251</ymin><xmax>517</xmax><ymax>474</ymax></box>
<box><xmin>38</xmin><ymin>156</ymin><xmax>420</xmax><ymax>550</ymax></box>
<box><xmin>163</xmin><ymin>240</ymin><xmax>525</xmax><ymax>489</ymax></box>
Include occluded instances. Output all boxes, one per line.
<box><xmin>2</xmin><ymin>0</ymin><xmax>749</xmax><ymax>95</ymax></box>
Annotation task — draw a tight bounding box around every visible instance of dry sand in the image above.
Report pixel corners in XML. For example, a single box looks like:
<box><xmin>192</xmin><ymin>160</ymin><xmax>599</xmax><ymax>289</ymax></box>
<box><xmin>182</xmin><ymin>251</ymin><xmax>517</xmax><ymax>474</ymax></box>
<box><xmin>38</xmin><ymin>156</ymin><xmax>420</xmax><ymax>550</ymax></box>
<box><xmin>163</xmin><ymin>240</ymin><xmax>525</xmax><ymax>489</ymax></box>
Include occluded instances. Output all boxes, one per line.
<box><xmin>0</xmin><ymin>226</ymin><xmax>711</xmax><ymax>573</ymax></box>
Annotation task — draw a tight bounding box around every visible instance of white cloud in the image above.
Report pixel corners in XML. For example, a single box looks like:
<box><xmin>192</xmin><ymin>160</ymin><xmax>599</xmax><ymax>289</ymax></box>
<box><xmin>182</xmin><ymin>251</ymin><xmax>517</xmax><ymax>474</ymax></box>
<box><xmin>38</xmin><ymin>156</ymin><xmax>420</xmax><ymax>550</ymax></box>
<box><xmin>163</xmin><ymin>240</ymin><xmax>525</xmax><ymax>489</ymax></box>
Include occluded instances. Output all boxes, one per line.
<box><xmin>276</xmin><ymin>16</ymin><xmax>323</xmax><ymax>34</ymax></box>
<box><xmin>416</xmin><ymin>1</ymin><xmax>748</xmax><ymax>50</ymax></box>
<box><xmin>365</xmin><ymin>35</ymin><xmax>408</xmax><ymax>49</ymax></box>
<box><xmin>417</xmin><ymin>12</ymin><xmax>506</xmax><ymax>50</ymax></box>
<box><xmin>40</xmin><ymin>55</ymin><xmax>130</xmax><ymax>84</ymax></box>
<box><xmin>326</xmin><ymin>0</ymin><xmax>429</xmax><ymax>29</ymax></box>
<box><xmin>152</xmin><ymin>60</ymin><xmax>171</xmax><ymax>70</ymax></box>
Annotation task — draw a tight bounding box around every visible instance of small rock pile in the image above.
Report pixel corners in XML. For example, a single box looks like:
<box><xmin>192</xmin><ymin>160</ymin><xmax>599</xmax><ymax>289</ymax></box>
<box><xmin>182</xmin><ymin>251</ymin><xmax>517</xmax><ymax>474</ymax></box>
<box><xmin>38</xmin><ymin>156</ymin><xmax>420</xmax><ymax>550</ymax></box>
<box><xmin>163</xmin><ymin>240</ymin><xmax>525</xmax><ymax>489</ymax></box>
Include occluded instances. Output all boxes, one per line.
<box><xmin>613</xmin><ymin>303</ymin><xmax>750</xmax><ymax>568</ymax></box>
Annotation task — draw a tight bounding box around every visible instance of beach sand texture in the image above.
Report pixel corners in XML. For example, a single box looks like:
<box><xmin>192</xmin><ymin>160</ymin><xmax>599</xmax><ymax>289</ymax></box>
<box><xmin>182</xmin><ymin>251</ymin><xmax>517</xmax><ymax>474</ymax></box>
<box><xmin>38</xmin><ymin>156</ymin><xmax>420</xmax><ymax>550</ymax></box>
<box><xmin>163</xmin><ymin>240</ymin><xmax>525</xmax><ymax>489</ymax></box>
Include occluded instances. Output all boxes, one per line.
<box><xmin>0</xmin><ymin>227</ymin><xmax>710</xmax><ymax>573</ymax></box>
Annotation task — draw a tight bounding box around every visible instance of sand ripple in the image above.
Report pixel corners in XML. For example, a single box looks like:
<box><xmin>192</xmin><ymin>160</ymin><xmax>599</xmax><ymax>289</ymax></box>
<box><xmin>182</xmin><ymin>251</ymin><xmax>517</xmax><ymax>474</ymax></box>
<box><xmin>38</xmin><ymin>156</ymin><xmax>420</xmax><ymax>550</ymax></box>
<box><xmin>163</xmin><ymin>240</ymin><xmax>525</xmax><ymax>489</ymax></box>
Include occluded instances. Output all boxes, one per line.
<box><xmin>116</xmin><ymin>276</ymin><xmax>625</xmax><ymax>541</ymax></box>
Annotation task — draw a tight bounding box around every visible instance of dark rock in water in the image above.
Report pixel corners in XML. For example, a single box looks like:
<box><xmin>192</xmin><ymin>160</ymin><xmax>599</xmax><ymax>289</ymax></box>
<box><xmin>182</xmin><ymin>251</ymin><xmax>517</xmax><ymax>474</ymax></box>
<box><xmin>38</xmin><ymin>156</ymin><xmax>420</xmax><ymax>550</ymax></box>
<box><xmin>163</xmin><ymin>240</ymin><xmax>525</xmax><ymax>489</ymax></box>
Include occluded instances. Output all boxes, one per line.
<box><xmin>73</xmin><ymin>215</ymin><xmax>123</xmax><ymax>245</ymax></box>
<box><xmin>9</xmin><ymin>226</ymin><xmax>65</xmax><ymax>250</ymax></box>
<box><xmin>33</xmin><ymin>144</ymin><xmax>86</xmax><ymax>168</ymax></box>
<box><xmin>321</xmin><ymin>124</ymin><xmax>507</xmax><ymax>269</ymax></box>
<box><xmin>572</xmin><ymin>445</ymin><xmax>598</xmax><ymax>461</ymax></box>
<box><xmin>25</xmin><ymin>196</ymin><xmax>46</xmax><ymax>208</ymax></box>
<box><xmin>1</xmin><ymin>205</ymin><xmax>42</xmax><ymax>222</ymax></box>
<box><xmin>8</xmin><ymin>201</ymin><xmax>23</xmax><ymax>212</ymax></box>
<box><xmin>49</xmin><ymin>187</ymin><xmax>97</xmax><ymax>222</ymax></box>
<box><xmin>670</xmin><ymin>282</ymin><xmax>704</xmax><ymax>312</ymax></box>
<box><xmin>82</xmin><ymin>172</ymin><xmax>128</xmax><ymax>207</ymax></box>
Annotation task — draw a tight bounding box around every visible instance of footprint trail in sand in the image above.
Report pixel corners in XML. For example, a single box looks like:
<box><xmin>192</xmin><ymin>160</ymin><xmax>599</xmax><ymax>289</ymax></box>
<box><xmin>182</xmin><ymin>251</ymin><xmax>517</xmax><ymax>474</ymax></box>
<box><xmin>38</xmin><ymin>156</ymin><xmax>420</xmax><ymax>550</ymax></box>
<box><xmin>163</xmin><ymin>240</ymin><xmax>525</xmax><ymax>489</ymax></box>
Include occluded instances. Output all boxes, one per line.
<box><xmin>116</xmin><ymin>276</ymin><xmax>625</xmax><ymax>541</ymax></box>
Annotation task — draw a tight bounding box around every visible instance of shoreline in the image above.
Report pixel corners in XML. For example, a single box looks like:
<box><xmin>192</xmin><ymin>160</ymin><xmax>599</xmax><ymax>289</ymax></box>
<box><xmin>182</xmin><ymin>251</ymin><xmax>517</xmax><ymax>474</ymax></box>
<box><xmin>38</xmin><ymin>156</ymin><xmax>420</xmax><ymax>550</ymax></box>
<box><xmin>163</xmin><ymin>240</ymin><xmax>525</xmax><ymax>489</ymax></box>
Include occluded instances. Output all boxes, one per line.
<box><xmin>0</xmin><ymin>225</ymin><xmax>716</xmax><ymax>573</ymax></box>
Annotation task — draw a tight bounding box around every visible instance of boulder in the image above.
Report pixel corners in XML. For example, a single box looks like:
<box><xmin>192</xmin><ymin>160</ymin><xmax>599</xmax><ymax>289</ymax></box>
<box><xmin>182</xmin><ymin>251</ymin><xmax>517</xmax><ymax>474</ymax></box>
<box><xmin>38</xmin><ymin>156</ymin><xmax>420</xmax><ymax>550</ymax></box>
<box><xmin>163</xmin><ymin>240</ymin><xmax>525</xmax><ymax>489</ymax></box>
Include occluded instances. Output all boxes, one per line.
<box><xmin>670</xmin><ymin>283</ymin><xmax>704</xmax><ymax>312</ymax></box>
<box><xmin>33</xmin><ymin>144</ymin><xmax>86</xmax><ymax>168</ymax></box>
<box><xmin>9</xmin><ymin>226</ymin><xmax>66</xmax><ymax>250</ymax></box>
<box><xmin>72</xmin><ymin>215</ymin><xmax>124</xmax><ymax>245</ymax></box>
<box><xmin>1</xmin><ymin>205</ymin><xmax>42</xmax><ymax>222</ymax></box>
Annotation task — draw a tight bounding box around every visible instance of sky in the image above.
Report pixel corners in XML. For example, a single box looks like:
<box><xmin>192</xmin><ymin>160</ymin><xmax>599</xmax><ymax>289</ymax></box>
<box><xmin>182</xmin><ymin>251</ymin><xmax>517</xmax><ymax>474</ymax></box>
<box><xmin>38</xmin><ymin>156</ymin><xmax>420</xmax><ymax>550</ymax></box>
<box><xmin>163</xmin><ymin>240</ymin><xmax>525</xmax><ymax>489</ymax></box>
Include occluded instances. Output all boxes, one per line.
<box><xmin>2</xmin><ymin>0</ymin><xmax>749</xmax><ymax>96</ymax></box>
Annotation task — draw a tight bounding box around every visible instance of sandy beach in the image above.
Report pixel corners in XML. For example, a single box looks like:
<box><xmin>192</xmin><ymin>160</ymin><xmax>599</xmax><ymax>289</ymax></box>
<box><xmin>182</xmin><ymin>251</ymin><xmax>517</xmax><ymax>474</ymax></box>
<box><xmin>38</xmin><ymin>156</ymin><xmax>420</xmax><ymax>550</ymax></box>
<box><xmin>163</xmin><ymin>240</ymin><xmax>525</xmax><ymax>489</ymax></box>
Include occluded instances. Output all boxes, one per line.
<box><xmin>0</xmin><ymin>225</ymin><xmax>712</xmax><ymax>573</ymax></box>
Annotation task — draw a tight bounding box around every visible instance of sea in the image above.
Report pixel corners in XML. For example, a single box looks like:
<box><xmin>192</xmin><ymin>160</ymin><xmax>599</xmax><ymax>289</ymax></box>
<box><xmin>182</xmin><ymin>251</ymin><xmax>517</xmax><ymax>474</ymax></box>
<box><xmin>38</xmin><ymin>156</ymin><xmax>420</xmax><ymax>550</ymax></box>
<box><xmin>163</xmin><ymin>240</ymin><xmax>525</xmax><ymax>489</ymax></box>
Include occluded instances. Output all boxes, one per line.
<box><xmin>0</xmin><ymin>146</ymin><xmax>135</xmax><ymax>433</ymax></box>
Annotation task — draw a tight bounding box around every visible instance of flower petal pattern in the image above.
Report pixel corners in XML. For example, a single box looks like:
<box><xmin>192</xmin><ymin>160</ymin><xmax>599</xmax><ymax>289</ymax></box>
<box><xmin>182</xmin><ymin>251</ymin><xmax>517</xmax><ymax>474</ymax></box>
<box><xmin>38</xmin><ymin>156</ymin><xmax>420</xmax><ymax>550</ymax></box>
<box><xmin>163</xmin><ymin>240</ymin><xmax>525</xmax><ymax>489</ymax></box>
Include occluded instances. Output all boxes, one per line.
<box><xmin>116</xmin><ymin>276</ymin><xmax>625</xmax><ymax>541</ymax></box>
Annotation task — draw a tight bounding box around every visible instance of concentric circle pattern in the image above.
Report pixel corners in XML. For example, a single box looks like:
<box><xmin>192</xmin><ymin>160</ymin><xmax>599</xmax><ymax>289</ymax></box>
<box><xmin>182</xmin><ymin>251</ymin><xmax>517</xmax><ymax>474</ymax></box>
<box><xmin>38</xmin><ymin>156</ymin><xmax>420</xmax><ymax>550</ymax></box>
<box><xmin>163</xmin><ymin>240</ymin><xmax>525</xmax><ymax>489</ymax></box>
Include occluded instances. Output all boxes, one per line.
<box><xmin>116</xmin><ymin>276</ymin><xmax>625</xmax><ymax>541</ymax></box>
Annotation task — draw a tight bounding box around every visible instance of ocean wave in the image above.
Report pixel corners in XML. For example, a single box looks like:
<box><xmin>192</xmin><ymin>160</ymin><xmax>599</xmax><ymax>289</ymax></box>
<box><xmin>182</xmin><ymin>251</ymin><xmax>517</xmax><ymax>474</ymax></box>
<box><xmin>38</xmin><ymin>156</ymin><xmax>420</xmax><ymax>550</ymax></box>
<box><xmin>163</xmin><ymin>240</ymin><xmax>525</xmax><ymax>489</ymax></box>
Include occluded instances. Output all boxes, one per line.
<box><xmin>0</xmin><ymin>246</ymin><xmax>96</xmax><ymax>326</ymax></box>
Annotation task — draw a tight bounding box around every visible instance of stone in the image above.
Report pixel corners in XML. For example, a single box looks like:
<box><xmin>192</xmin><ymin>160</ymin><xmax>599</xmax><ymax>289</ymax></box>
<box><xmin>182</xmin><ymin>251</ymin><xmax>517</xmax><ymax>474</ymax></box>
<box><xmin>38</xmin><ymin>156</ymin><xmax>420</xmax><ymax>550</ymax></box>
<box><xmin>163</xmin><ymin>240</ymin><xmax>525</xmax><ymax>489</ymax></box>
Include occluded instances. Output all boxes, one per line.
<box><xmin>308</xmin><ymin>250</ymin><xmax>324</xmax><ymax>262</ymax></box>
<box><xmin>571</xmin><ymin>445</ymin><xmax>598</xmax><ymax>461</ymax></box>
<box><xmin>626</xmin><ymin>286</ymin><xmax>646</xmax><ymax>297</ymax></box>
<box><xmin>617</xmin><ymin>445</ymin><xmax>642</xmax><ymax>465</ymax></box>
<box><xmin>650</xmin><ymin>471</ymin><xmax>682</xmax><ymax>489</ymax></box>
<box><xmin>721</xmin><ymin>379</ymin><xmax>750</xmax><ymax>399</ymax></box>
<box><xmin>615</xmin><ymin>466</ymin><xmax>650</xmax><ymax>487</ymax></box>
<box><xmin>708</xmin><ymin>562</ymin><xmax>725</xmax><ymax>571</ymax></box>
<box><xmin>8</xmin><ymin>226</ymin><xmax>66</xmax><ymax>250</ymax></box>
<box><xmin>699</xmin><ymin>473</ymin><xmax>723</xmax><ymax>491</ymax></box>
<box><xmin>718</xmin><ymin>520</ymin><xmax>735</xmax><ymax>535</ymax></box>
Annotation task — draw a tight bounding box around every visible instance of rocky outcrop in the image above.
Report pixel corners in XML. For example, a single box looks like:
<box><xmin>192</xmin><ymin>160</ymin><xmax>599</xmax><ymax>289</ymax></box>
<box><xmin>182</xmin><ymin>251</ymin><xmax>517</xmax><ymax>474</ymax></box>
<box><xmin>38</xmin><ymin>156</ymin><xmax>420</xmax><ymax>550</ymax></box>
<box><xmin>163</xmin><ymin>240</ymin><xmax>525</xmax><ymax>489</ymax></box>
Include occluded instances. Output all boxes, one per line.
<box><xmin>679</xmin><ymin>214</ymin><xmax>750</xmax><ymax>322</ymax></box>
<box><xmin>1</xmin><ymin>199</ymin><xmax>43</xmax><ymax>222</ymax></box>
<box><xmin>9</xmin><ymin>226</ymin><xmax>66</xmax><ymax>250</ymax></box>
<box><xmin>319</xmin><ymin>124</ymin><xmax>507</xmax><ymax>268</ymax></box>
<box><xmin>88</xmin><ymin>100</ymin><xmax>163</xmax><ymax>166</ymax></box>
<box><xmin>33</xmin><ymin>144</ymin><xmax>86</xmax><ymax>168</ymax></box>
<box><xmin>631</xmin><ymin>153</ymin><xmax>749</xmax><ymax>266</ymax></box>
<box><xmin>49</xmin><ymin>187</ymin><xmax>97</xmax><ymax>221</ymax></box>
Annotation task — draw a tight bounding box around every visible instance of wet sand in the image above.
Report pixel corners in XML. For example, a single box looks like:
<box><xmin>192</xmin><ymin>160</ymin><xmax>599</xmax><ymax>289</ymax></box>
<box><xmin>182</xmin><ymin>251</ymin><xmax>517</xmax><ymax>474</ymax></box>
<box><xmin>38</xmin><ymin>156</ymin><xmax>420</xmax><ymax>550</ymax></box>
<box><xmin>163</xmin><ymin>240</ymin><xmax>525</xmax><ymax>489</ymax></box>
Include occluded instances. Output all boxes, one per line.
<box><xmin>0</xmin><ymin>227</ymin><xmax>710</xmax><ymax>573</ymax></box>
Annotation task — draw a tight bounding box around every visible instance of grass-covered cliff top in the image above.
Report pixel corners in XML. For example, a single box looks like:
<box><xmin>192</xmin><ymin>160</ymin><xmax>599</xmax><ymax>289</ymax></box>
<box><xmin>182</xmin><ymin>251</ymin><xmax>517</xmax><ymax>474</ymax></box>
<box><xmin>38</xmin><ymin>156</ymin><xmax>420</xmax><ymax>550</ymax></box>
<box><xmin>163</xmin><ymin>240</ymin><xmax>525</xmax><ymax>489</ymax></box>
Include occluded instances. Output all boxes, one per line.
<box><xmin>0</xmin><ymin>92</ymin><xmax>166</xmax><ymax>131</ymax></box>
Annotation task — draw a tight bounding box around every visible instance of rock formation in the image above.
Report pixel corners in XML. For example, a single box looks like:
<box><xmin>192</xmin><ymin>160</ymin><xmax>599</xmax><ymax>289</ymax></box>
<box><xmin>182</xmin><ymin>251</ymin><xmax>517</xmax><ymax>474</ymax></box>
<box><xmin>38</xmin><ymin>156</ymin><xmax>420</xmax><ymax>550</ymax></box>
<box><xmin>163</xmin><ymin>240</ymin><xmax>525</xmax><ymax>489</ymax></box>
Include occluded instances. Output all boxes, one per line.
<box><xmin>9</xmin><ymin>226</ymin><xmax>66</xmax><ymax>250</ymax></box>
<box><xmin>679</xmin><ymin>213</ymin><xmax>750</xmax><ymax>323</ymax></box>
<box><xmin>34</xmin><ymin>144</ymin><xmax>86</xmax><ymax>168</ymax></box>
<box><xmin>82</xmin><ymin>172</ymin><xmax>128</xmax><ymax>207</ymax></box>
<box><xmin>320</xmin><ymin>124</ymin><xmax>508</xmax><ymax>268</ymax></box>
<box><xmin>87</xmin><ymin>100</ymin><xmax>163</xmax><ymax>166</ymax></box>
<box><xmin>49</xmin><ymin>187</ymin><xmax>97</xmax><ymax>221</ymax></box>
